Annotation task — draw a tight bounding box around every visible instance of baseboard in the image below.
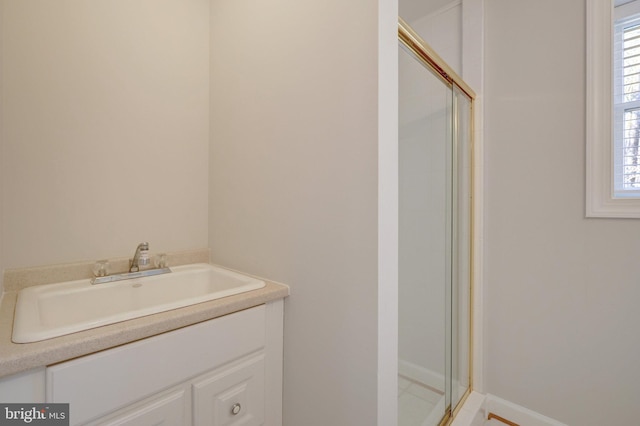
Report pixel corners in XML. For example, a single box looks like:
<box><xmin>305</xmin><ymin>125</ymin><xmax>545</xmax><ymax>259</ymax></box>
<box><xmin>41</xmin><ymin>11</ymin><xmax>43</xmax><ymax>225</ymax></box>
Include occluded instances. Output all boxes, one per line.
<box><xmin>450</xmin><ymin>393</ymin><xmax>568</xmax><ymax>426</ymax></box>
<box><xmin>483</xmin><ymin>395</ymin><xmax>567</xmax><ymax>426</ymax></box>
<box><xmin>398</xmin><ymin>358</ymin><xmax>445</xmax><ymax>391</ymax></box>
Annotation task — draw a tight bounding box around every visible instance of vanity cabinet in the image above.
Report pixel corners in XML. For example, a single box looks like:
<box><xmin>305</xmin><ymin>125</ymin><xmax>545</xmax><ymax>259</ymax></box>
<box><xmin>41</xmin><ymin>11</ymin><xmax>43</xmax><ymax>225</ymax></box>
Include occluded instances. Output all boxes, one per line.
<box><xmin>43</xmin><ymin>300</ymin><xmax>283</xmax><ymax>426</ymax></box>
<box><xmin>87</xmin><ymin>353</ymin><xmax>266</xmax><ymax>426</ymax></box>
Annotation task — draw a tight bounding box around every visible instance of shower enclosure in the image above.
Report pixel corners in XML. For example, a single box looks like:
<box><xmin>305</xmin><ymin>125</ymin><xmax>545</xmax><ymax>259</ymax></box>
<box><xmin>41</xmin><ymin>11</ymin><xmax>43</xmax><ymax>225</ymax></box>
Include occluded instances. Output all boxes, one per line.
<box><xmin>397</xmin><ymin>19</ymin><xmax>474</xmax><ymax>426</ymax></box>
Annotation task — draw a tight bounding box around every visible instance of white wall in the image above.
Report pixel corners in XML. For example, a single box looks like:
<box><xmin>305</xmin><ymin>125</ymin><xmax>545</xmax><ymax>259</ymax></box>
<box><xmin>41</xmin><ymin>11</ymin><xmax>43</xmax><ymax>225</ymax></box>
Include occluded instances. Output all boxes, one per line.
<box><xmin>0</xmin><ymin>0</ymin><xmax>210</xmax><ymax>273</ymax></box>
<box><xmin>378</xmin><ymin>0</ymin><xmax>400</xmax><ymax>423</ymax></box>
<box><xmin>484</xmin><ymin>1</ymin><xmax>640</xmax><ymax>424</ymax></box>
<box><xmin>208</xmin><ymin>0</ymin><xmax>381</xmax><ymax>425</ymax></box>
<box><xmin>0</xmin><ymin>1</ymin><xmax>5</xmax><ymax>291</ymax></box>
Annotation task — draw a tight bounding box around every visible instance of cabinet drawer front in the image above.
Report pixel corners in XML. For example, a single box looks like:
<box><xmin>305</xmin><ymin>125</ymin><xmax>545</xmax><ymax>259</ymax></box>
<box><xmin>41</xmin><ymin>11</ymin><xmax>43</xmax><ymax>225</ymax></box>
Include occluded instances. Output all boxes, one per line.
<box><xmin>94</xmin><ymin>388</ymin><xmax>187</xmax><ymax>426</ymax></box>
<box><xmin>193</xmin><ymin>354</ymin><xmax>265</xmax><ymax>426</ymax></box>
<box><xmin>47</xmin><ymin>305</ymin><xmax>266</xmax><ymax>425</ymax></box>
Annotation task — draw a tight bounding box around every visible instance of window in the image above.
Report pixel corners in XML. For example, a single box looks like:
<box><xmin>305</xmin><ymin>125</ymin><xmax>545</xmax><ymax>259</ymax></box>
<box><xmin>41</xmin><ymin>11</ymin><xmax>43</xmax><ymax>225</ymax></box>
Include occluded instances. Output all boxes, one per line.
<box><xmin>614</xmin><ymin>4</ymin><xmax>640</xmax><ymax>197</ymax></box>
<box><xmin>586</xmin><ymin>0</ymin><xmax>640</xmax><ymax>217</ymax></box>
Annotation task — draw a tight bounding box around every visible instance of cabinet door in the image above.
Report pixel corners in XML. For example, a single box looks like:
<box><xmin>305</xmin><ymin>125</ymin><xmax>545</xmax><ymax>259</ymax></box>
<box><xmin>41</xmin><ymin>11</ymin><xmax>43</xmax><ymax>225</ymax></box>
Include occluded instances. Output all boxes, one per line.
<box><xmin>193</xmin><ymin>354</ymin><xmax>265</xmax><ymax>426</ymax></box>
<box><xmin>94</xmin><ymin>388</ymin><xmax>187</xmax><ymax>426</ymax></box>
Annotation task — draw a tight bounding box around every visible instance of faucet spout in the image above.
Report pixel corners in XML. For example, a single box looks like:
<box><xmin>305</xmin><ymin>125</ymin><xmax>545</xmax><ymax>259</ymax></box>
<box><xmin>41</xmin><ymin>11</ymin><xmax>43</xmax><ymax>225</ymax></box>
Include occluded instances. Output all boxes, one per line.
<box><xmin>129</xmin><ymin>242</ymin><xmax>150</xmax><ymax>272</ymax></box>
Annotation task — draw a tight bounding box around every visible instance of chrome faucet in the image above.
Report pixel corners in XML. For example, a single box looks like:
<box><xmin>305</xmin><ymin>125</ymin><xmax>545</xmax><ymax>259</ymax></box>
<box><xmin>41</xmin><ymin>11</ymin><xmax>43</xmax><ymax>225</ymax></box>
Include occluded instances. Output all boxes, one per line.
<box><xmin>129</xmin><ymin>242</ymin><xmax>150</xmax><ymax>272</ymax></box>
<box><xmin>91</xmin><ymin>242</ymin><xmax>171</xmax><ymax>285</ymax></box>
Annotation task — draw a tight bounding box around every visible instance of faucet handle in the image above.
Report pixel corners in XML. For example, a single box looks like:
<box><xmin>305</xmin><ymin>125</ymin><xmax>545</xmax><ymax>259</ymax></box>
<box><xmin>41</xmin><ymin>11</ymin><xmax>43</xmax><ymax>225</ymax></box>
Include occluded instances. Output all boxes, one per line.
<box><xmin>93</xmin><ymin>260</ymin><xmax>110</xmax><ymax>277</ymax></box>
<box><xmin>154</xmin><ymin>253</ymin><xmax>168</xmax><ymax>268</ymax></box>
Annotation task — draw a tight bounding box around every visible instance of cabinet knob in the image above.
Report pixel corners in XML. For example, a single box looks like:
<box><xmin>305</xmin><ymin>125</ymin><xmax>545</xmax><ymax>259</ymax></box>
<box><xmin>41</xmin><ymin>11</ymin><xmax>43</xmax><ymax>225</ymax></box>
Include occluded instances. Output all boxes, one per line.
<box><xmin>231</xmin><ymin>403</ymin><xmax>241</xmax><ymax>415</ymax></box>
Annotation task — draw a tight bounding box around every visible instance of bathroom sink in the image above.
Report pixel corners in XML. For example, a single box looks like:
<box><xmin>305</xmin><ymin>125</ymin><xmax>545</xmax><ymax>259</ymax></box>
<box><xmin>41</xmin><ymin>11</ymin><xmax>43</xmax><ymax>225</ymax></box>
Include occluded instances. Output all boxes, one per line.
<box><xmin>12</xmin><ymin>263</ymin><xmax>265</xmax><ymax>343</ymax></box>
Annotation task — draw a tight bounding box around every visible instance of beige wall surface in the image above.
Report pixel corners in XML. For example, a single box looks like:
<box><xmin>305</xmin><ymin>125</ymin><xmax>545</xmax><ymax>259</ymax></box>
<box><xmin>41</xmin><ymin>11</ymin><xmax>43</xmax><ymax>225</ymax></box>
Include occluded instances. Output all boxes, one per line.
<box><xmin>208</xmin><ymin>0</ymin><xmax>380</xmax><ymax>424</ymax></box>
<box><xmin>484</xmin><ymin>1</ymin><xmax>640</xmax><ymax>424</ymax></box>
<box><xmin>0</xmin><ymin>1</ymin><xmax>4</xmax><ymax>288</ymax></box>
<box><xmin>0</xmin><ymin>0</ymin><xmax>210</xmax><ymax>272</ymax></box>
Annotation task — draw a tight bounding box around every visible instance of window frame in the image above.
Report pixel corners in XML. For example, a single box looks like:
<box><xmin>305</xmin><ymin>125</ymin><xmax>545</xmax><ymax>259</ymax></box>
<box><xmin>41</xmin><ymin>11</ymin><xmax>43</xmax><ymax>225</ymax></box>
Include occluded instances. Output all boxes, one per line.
<box><xmin>586</xmin><ymin>0</ymin><xmax>640</xmax><ymax>217</ymax></box>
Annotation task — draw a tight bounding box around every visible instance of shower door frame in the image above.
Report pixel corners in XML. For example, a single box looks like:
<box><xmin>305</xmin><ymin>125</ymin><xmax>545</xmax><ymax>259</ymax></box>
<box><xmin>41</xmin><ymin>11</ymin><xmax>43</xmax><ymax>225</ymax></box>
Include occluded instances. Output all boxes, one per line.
<box><xmin>398</xmin><ymin>17</ymin><xmax>476</xmax><ymax>426</ymax></box>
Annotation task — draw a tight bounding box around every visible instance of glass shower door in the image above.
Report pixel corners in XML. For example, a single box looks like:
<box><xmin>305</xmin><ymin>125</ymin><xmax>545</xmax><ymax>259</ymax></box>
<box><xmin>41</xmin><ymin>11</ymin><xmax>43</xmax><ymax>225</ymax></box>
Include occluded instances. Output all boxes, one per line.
<box><xmin>398</xmin><ymin>21</ymin><xmax>474</xmax><ymax>426</ymax></box>
<box><xmin>398</xmin><ymin>43</ymin><xmax>452</xmax><ymax>426</ymax></box>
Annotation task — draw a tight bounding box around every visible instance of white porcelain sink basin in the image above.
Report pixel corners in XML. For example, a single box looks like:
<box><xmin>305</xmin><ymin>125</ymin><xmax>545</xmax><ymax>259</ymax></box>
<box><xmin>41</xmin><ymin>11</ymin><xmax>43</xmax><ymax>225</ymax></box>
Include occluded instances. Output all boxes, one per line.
<box><xmin>12</xmin><ymin>263</ymin><xmax>265</xmax><ymax>343</ymax></box>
